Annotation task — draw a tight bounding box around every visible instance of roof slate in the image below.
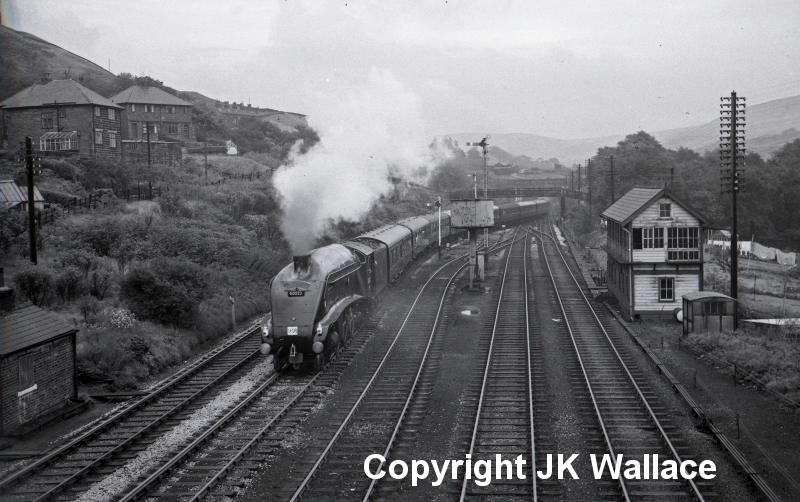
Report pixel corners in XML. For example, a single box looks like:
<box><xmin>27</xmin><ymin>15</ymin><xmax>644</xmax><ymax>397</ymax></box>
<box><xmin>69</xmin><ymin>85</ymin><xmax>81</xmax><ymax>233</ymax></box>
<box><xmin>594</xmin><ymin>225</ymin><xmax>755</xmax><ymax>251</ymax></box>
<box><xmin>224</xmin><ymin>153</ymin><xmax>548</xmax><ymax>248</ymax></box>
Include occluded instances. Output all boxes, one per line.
<box><xmin>1</xmin><ymin>80</ymin><xmax>122</xmax><ymax>109</ymax></box>
<box><xmin>109</xmin><ymin>86</ymin><xmax>193</xmax><ymax>107</ymax></box>
<box><xmin>0</xmin><ymin>303</ymin><xmax>76</xmax><ymax>356</ymax></box>
<box><xmin>1</xmin><ymin>180</ymin><xmax>44</xmax><ymax>207</ymax></box>
<box><xmin>601</xmin><ymin>188</ymin><xmax>662</xmax><ymax>224</ymax></box>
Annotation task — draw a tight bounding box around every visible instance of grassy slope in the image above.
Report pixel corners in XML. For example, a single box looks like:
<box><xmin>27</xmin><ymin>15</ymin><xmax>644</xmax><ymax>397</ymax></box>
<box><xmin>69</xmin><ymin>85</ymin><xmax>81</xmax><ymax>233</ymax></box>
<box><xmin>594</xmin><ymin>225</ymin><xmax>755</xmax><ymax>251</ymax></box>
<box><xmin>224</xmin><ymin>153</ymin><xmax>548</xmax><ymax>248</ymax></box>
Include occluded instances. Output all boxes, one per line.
<box><xmin>0</xmin><ymin>25</ymin><xmax>119</xmax><ymax>100</ymax></box>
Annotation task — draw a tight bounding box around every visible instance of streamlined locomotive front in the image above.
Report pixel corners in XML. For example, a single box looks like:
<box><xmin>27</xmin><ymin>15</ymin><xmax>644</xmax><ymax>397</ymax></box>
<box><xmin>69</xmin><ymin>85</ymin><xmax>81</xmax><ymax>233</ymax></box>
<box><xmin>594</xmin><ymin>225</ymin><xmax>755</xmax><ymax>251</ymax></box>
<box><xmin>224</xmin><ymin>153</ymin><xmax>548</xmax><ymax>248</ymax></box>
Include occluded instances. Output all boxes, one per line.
<box><xmin>261</xmin><ymin>244</ymin><xmax>365</xmax><ymax>369</ymax></box>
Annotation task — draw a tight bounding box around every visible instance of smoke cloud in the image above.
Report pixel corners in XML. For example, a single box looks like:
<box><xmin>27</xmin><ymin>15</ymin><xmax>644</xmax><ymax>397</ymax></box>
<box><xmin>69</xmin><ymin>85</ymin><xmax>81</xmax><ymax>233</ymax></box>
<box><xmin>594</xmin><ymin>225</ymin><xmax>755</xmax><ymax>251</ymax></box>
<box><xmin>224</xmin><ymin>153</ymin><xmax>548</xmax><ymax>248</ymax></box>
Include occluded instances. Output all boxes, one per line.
<box><xmin>274</xmin><ymin>69</ymin><xmax>450</xmax><ymax>255</ymax></box>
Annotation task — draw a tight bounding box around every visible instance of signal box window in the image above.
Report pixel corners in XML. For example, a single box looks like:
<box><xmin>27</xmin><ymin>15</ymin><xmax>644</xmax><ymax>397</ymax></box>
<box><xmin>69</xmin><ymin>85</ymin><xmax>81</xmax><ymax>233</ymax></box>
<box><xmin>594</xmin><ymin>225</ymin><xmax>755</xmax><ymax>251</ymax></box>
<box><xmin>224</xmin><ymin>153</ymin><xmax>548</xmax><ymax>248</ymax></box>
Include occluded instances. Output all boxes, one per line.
<box><xmin>659</xmin><ymin>278</ymin><xmax>674</xmax><ymax>302</ymax></box>
<box><xmin>659</xmin><ymin>203</ymin><xmax>672</xmax><ymax>218</ymax></box>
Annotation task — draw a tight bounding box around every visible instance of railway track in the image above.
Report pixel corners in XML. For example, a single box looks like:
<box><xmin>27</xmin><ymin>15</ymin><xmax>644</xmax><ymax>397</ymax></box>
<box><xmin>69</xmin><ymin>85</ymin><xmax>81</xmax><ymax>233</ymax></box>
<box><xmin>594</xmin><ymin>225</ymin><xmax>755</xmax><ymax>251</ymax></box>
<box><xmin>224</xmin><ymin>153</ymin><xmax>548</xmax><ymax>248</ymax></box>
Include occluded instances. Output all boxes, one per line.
<box><xmin>537</xmin><ymin>227</ymin><xmax>713</xmax><ymax>501</ymax></box>
<box><xmin>0</xmin><ymin>324</ymin><xmax>267</xmax><ymax>502</ymax></box>
<box><xmin>274</xmin><ymin>229</ymin><xmax>520</xmax><ymax>502</ymax></box>
<box><xmin>457</xmin><ymin>230</ymin><xmax>539</xmax><ymax>501</ymax></box>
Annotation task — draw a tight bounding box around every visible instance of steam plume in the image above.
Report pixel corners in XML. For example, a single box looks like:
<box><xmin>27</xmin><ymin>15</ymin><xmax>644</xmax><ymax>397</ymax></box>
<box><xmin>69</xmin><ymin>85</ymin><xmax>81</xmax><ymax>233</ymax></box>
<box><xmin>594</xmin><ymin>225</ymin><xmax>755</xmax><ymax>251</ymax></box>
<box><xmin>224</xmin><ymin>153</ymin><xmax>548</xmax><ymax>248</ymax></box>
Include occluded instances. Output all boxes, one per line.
<box><xmin>274</xmin><ymin>69</ymin><xmax>449</xmax><ymax>254</ymax></box>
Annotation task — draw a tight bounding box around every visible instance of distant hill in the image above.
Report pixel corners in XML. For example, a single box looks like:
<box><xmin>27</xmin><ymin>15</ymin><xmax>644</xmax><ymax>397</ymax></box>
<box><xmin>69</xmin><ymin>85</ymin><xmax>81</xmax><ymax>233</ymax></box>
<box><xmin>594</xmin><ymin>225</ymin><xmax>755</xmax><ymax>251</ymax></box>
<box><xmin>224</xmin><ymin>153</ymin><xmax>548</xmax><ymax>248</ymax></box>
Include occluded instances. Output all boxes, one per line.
<box><xmin>653</xmin><ymin>95</ymin><xmax>800</xmax><ymax>157</ymax></box>
<box><xmin>0</xmin><ymin>25</ymin><xmax>120</xmax><ymax>99</ymax></box>
<box><xmin>442</xmin><ymin>133</ymin><xmax>625</xmax><ymax>167</ymax></box>
<box><xmin>444</xmin><ymin>95</ymin><xmax>800</xmax><ymax>164</ymax></box>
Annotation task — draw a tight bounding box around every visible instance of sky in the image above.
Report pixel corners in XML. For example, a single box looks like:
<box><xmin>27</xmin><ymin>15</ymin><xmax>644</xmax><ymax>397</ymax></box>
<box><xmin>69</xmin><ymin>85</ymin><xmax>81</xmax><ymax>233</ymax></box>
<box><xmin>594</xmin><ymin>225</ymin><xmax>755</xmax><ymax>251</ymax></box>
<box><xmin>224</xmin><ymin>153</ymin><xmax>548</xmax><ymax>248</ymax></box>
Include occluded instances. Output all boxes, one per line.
<box><xmin>3</xmin><ymin>0</ymin><xmax>800</xmax><ymax>140</ymax></box>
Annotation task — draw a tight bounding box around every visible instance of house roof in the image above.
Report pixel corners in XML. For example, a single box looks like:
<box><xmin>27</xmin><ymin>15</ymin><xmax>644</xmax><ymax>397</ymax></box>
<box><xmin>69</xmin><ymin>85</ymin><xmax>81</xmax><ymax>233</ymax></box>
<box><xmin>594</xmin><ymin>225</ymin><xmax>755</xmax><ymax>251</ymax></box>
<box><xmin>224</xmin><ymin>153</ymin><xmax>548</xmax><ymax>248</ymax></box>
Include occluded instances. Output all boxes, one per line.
<box><xmin>601</xmin><ymin>187</ymin><xmax>710</xmax><ymax>226</ymax></box>
<box><xmin>0</xmin><ymin>180</ymin><xmax>44</xmax><ymax>208</ymax></box>
<box><xmin>0</xmin><ymin>303</ymin><xmax>76</xmax><ymax>356</ymax></box>
<box><xmin>1</xmin><ymin>79</ymin><xmax>123</xmax><ymax>109</ymax></box>
<box><xmin>109</xmin><ymin>86</ymin><xmax>193</xmax><ymax>107</ymax></box>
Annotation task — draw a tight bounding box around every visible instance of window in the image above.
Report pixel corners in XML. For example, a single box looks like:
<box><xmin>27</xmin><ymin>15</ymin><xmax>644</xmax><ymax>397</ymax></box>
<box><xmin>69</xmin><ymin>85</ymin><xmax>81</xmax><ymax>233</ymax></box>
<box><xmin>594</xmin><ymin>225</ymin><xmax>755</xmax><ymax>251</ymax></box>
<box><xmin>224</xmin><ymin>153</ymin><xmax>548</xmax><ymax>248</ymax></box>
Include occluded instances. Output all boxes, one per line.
<box><xmin>703</xmin><ymin>301</ymin><xmax>725</xmax><ymax>315</ymax></box>
<box><xmin>659</xmin><ymin>203</ymin><xmax>672</xmax><ymax>218</ymax></box>
<box><xmin>144</xmin><ymin>104</ymin><xmax>154</xmax><ymax>113</ymax></box>
<box><xmin>183</xmin><ymin>123</ymin><xmax>190</xmax><ymax>138</ymax></box>
<box><xmin>165</xmin><ymin>106</ymin><xmax>175</xmax><ymax>114</ymax></box>
<box><xmin>108</xmin><ymin>108</ymin><xmax>115</xmax><ymax>120</ymax></box>
<box><xmin>40</xmin><ymin>132</ymin><xmax>78</xmax><ymax>151</ymax></box>
<box><xmin>59</xmin><ymin>108</ymin><xmax>66</xmax><ymax>118</ymax></box>
<box><xmin>130</xmin><ymin>122</ymin><xmax>140</xmax><ymax>139</ymax></box>
<box><xmin>95</xmin><ymin>106</ymin><xmax>101</xmax><ymax>116</ymax></box>
<box><xmin>642</xmin><ymin>228</ymin><xmax>664</xmax><ymax>249</ymax></box>
<box><xmin>182</xmin><ymin>106</ymin><xmax>188</xmax><ymax>114</ymax></box>
<box><xmin>667</xmin><ymin>227</ymin><xmax>699</xmax><ymax>249</ymax></box>
<box><xmin>41</xmin><ymin>112</ymin><xmax>54</xmax><ymax>129</ymax></box>
<box><xmin>164</xmin><ymin>122</ymin><xmax>178</xmax><ymax>135</ymax></box>
<box><xmin>109</xmin><ymin>132</ymin><xmax>117</xmax><ymax>148</ymax></box>
<box><xmin>131</xmin><ymin>104</ymin><xmax>136</xmax><ymax>112</ymax></box>
<box><xmin>18</xmin><ymin>354</ymin><xmax>35</xmax><ymax>394</ymax></box>
<box><xmin>95</xmin><ymin>129</ymin><xmax>103</xmax><ymax>145</ymax></box>
<box><xmin>659</xmin><ymin>278</ymin><xmax>674</xmax><ymax>302</ymax></box>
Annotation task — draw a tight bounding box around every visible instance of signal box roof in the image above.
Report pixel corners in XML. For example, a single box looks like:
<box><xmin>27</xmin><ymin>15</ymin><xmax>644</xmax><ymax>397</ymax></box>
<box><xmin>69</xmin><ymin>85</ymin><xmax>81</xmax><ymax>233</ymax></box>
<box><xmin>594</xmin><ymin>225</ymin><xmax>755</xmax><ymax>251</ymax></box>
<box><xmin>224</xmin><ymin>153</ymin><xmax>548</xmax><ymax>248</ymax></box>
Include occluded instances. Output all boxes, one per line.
<box><xmin>602</xmin><ymin>187</ymin><xmax>710</xmax><ymax>226</ymax></box>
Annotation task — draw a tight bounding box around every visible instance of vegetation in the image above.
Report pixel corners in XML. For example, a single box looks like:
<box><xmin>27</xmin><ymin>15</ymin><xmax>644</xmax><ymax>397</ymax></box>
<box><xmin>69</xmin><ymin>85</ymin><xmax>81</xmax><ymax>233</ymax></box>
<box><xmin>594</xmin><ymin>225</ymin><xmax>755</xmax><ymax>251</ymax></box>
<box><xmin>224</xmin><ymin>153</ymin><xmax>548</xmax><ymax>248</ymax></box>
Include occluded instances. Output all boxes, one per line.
<box><xmin>687</xmin><ymin>328</ymin><xmax>800</xmax><ymax>403</ymax></box>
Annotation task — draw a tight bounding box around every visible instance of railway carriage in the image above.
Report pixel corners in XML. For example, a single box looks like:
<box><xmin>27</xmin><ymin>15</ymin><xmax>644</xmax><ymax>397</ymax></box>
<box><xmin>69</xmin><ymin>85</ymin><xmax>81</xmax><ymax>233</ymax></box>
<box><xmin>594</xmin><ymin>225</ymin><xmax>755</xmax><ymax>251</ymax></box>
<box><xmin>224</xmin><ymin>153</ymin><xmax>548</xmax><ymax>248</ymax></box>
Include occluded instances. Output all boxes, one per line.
<box><xmin>261</xmin><ymin>199</ymin><xmax>550</xmax><ymax>371</ymax></box>
<box><xmin>397</xmin><ymin>216</ymin><xmax>433</xmax><ymax>258</ymax></box>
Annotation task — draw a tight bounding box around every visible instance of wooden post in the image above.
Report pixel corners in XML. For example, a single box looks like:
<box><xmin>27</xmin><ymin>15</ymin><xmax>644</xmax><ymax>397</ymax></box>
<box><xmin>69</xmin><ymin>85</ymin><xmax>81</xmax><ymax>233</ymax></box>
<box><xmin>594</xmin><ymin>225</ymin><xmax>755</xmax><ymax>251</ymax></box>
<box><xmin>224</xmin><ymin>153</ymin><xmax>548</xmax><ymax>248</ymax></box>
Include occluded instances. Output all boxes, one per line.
<box><xmin>229</xmin><ymin>296</ymin><xmax>236</xmax><ymax>330</ymax></box>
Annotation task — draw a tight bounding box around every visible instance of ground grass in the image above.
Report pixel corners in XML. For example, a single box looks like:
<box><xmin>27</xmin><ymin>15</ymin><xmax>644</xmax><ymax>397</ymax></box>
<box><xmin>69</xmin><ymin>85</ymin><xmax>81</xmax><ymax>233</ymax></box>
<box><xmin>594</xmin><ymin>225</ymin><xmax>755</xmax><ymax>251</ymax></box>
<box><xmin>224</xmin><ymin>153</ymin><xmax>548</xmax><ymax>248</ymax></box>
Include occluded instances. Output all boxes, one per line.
<box><xmin>686</xmin><ymin>327</ymin><xmax>800</xmax><ymax>403</ymax></box>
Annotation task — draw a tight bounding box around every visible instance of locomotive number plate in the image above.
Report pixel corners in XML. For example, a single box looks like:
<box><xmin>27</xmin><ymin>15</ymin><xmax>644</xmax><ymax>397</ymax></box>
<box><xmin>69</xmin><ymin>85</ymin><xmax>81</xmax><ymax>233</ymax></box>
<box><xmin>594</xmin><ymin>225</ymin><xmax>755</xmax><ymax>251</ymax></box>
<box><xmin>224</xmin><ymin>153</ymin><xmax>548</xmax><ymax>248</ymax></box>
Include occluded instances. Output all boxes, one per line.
<box><xmin>287</xmin><ymin>326</ymin><xmax>298</xmax><ymax>336</ymax></box>
<box><xmin>288</xmin><ymin>290</ymin><xmax>305</xmax><ymax>297</ymax></box>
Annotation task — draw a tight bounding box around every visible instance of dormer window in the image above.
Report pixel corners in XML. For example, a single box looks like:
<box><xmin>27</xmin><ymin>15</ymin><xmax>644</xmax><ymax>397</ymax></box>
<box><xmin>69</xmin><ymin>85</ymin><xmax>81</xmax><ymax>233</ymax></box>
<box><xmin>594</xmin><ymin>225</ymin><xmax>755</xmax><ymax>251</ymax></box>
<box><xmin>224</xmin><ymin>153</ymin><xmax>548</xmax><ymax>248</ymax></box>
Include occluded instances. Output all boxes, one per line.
<box><xmin>659</xmin><ymin>203</ymin><xmax>671</xmax><ymax>218</ymax></box>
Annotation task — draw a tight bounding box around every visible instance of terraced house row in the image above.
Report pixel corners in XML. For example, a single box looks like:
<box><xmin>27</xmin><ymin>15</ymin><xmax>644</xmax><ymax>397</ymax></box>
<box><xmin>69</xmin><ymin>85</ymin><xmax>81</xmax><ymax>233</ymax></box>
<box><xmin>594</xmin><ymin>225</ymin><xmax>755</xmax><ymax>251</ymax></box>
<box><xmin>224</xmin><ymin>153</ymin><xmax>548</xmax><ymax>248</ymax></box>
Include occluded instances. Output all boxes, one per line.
<box><xmin>0</xmin><ymin>73</ymin><xmax>193</xmax><ymax>164</ymax></box>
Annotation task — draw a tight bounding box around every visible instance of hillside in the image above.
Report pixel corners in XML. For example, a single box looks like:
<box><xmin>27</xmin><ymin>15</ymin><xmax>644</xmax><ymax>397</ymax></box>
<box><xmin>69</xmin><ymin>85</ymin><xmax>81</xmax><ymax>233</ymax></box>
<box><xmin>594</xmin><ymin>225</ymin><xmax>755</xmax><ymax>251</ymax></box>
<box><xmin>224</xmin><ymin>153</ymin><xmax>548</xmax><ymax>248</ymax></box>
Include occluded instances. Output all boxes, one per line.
<box><xmin>653</xmin><ymin>95</ymin><xmax>800</xmax><ymax>157</ymax></box>
<box><xmin>0</xmin><ymin>25</ymin><xmax>305</xmax><ymax>134</ymax></box>
<box><xmin>0</xmin><ymin>25</ymin><xmax>120</xmax><ymax>99</ymax></box>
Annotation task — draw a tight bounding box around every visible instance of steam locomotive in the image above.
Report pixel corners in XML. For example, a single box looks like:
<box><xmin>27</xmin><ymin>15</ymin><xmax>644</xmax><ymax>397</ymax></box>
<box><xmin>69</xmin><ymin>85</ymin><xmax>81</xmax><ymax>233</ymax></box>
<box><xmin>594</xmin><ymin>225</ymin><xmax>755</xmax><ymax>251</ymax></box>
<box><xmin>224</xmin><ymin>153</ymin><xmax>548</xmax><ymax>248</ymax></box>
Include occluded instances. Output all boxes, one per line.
<box><xmin>260</xmin><ymin>199</ymin><xmax>550</xmax><ymax>370</ymax></box>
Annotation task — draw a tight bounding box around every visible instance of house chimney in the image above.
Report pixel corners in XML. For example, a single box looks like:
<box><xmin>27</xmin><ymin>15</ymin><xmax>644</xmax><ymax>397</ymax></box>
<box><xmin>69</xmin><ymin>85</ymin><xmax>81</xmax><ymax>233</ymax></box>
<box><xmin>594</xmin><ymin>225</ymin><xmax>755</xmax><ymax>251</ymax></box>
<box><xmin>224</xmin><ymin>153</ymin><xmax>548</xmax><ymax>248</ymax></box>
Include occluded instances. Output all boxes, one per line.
<box><xmin>0</xmin><ymin>267</ymin><xmax>14</xmax><ymax>313</ymax></box>
<box><xmin>41</xmin><ymin>72</ymin><xmax>52</xmax><ymax>84</ymax></box>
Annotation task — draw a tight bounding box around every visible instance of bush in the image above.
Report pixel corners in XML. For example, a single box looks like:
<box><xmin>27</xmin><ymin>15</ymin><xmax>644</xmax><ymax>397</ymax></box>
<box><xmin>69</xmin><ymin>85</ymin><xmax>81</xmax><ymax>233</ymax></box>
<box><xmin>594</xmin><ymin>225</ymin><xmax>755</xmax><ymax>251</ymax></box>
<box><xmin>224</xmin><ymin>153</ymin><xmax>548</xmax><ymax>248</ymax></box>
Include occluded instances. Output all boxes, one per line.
<box><xmin>14</xmin><ymin>261</ymin><xmax>56</xmax><ymax>306</ymax></box>
<box><xmin>55</xmin><ymin>265</ymin><xmax>86</xmax><ymax>302</ymax></box>
<box><xmin>120</xmin><ymin>268</ymin><xmax>196</xmax><ymax>327</ymax></box>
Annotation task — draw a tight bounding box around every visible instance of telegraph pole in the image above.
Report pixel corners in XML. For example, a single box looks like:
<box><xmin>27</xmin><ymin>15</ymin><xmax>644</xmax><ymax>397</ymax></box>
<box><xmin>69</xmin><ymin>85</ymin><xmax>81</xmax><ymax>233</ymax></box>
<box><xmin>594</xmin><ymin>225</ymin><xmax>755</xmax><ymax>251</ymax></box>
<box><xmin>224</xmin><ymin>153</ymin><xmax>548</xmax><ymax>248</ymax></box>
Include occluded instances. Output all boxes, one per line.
<box><xmin>587</xmin><ymin>158</ymin><xmax>592</xmax><ymax>216</ymax></box>
<box><xmin>578</xmin><ymin>163</ymin><xmax>582</xmax><ymax>193</ymax></box>
<box><xmin>608</xmin><ymin>155</ymin><xmax>615</xmax><ymax>204</ymax></box>
<box><xmin>720</xmin><ymin>91</ymin><xmax>746</xmax><ymax>322</ymax></box>
<box><xmin>25</xmin><ymin>137</ymin><xmax>37</xmax><ymax>264</ymax></box>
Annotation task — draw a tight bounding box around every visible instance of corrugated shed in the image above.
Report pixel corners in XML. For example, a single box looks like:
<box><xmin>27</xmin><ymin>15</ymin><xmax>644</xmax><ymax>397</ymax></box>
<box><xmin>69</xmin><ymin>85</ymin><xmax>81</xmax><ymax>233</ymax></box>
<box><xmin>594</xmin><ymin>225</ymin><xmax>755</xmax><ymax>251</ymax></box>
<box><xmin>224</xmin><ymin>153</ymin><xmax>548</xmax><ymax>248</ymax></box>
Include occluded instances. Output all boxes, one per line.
<box><xmin>1</xmin><ymin>80</ymin><xmax>123</xmax><ymax>109</ymax></box>
<box><xmin>0</xmin><ymin>180</ymin><xmax>44</xmax><ymax>208</ymax></box>
<box><xmin>0</xmin><ymin>303</ymin><xmax>76</xmax><ymax>356</ymax></box>
<box><xmin>109</xmin><ymin>86</ymin><xmax>194</xmax><ymax>107</ymax></box>
<box><xmin>601</xmin><ymin>188</ymin><xmax>662</xmax><ymax>224</ymax></box>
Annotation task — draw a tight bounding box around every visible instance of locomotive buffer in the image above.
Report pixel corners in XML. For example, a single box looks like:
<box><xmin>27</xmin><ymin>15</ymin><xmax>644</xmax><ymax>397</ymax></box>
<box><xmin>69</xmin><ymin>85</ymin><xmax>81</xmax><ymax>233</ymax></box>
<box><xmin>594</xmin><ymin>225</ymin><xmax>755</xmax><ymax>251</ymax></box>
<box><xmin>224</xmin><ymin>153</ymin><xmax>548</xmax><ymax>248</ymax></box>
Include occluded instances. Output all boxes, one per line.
<box><xmin>450</xmin><ymin>198</ymin><xmax>495</xmax><ymax>290</ymax></box>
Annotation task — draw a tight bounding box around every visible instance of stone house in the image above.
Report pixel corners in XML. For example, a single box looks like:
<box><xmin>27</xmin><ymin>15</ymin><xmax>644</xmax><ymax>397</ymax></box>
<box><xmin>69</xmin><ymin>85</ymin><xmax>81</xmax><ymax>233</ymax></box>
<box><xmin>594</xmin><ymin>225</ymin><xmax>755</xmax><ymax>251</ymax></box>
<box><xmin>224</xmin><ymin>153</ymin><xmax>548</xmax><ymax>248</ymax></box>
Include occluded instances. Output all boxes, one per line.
<box><xmin>109</xmin><ymin>85</ymin><xmax>194</xmax><ymax>142</ymax></box>
<box><xmin>602</xmin><ymin>187</ymin><xmax>710</xmax><ymax>320</ymax></box>
<box><xmin>0</xmin><ymin>76</ymin><xmax>123</xmax><ymax>160</ymax></box>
